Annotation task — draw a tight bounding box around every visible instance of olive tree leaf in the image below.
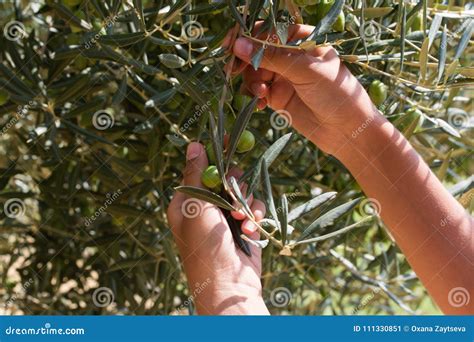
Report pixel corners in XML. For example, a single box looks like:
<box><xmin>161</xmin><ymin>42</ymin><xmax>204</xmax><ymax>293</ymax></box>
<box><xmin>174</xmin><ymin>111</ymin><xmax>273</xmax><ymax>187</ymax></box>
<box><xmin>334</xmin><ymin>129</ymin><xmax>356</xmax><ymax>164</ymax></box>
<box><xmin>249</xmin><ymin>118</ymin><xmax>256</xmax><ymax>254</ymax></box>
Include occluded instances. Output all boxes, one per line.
<box><xmin>278</xmin><ymin>194</ymin><xmax>288</xmax><ymax>246</ymax></box>
<box><xmin>208</xmin><ymin>112</ymin><xmax>225</xmax><ymax>182</ymax></box>
<box><xmin>297</xmin><ymin>197</ymin><xmax>362</xmax><ymax>241</ymax></box>
<box><xmin>112</xmin><ymin>73</ymin><xmax>128</xmax><ymax>105</ymax></box>
<box><xmin>175</xmin><ymin>186</ymin><xmax>234</xmax><ymax>211</ymax></box>
<box><xmin>436</xmin><ymin>25</ymin><xmax>447</xmax><ymax>83</ymax></box>
<box><xmin>227</xmin><ymin>0</ymin><xmax>247</xmax><ymax>29</ymax></box>
<box><xmin>454</xmin><ymin>19</ymin><xmax>474</xmax><ymax>60</ymax></box>
<box><xmin>99</xmin><ymin>32</ymin><xmax>148</xmax><ymax>47</ymax></box>
<box><xmin>229</xmin><ymin>177</ymin><xmax>252</xmax><ymax>216</ymax></box>
<box><xmin>50</xmin><ymin>3</ymin><xmax>92</xmax><ymax>30</ymax></box>
<box><xmin>428</xmin><ymin>14</ymin><xmax>442</xmax><ymax>48</ymax></box>
<box><xmin>287</xmin><ymin>192</ymin><xmax>337</xmax><ymax>223</ymax></box>
<box><xmin>399</xmin><ymin>5</ymin><xmax>406</xmax><ymax>73</ymax></box>
<box><xmin>276</xmin><ymin>22</ymin><xmax>289</xmax><ymax>45</ymax></box>
<box><xmin>246</xmin><ymin>133</ymin><xmax>293</xmax><ymax>195</ymax></box>
<box><xmin>159</xmin><ymin>54</ymin><xmax>186</xmax><ymax>69</ymax></box>
<box><xmin>248</xmin><ymin>0</ymin><xmax>265</xmax><ymax>29</ymax></box>
<box><xmin>261</xmin><ymin>159</ymin><xmax>280</xmax><ymax>229</ymax></box>
<box><xmin>419</xmin><ymin>37</ymin><xmax>429</xmax><ymax>82</ymax></box>
<box><xmin>251</xmin><ymin>47</ymin><xmax>265</xmax><ymax>70</ymax></box>
<box><xmin>306</xmin><ymin>0</ymin><xmax>344</xmax><ymax>40</ymax></box>
<box><xmin>435</xmin><ymin>118</ymin><xmax>461</xmax><ymax>138</ymax></box>
<box><xmin>226</xmin><ymin>96</ymin><xmax>258</xmax><ymax>170</ymax></box>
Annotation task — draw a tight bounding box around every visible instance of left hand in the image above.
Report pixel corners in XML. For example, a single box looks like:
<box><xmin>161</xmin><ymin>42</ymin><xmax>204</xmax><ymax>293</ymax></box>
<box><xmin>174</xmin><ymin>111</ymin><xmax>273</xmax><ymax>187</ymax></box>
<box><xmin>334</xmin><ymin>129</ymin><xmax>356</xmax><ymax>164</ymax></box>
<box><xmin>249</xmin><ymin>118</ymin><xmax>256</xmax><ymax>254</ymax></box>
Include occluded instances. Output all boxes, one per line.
<box><xmin>167</xmin><ymin>142</ymin><xmax>269</xmax><ymax>315</ymax></box>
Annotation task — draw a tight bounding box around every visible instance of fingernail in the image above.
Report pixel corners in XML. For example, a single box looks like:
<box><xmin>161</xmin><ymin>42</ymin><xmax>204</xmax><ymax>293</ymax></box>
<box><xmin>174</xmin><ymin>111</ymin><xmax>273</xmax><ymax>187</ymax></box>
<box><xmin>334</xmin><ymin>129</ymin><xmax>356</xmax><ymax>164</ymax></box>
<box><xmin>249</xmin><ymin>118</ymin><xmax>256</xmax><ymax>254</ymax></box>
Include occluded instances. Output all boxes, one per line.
<box><xmin>234</xmin><ymin>38</ymin><xmax>253</xmax><ymax>57</ymax></box>
<box><xmin>242</xmin><ymin>220</ymin><xmax>256</xmax><ymax>234</ymax></box>
<box><xmin>186</xmin><ymin>142</ymin><xmax>201</xmax><ymax>161</ymax></box>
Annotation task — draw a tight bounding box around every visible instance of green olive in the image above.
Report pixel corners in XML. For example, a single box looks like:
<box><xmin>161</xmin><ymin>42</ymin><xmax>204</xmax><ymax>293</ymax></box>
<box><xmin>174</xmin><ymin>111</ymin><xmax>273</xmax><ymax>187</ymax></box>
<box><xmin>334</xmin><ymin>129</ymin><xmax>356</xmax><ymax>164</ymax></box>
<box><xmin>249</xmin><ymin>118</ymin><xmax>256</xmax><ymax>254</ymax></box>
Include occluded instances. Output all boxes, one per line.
<box><xmin>201</xmin><ymin>165</ymin><xmax>222</xmax><ymax>189</ymax></box>
<box><xmin>232</xmin><ymin>94</ymin><xmax>252</xmax><ymax>112</ymax></box>
<box><xmin>398</xmin><ymin>107</ymin><xmax>423</xmax><ymax>132</ymax></box>
<box><xmin>333</xmin><ymin>12</ymin><xmax>345</xmax><ymax>32</ymax></box>
<box><xmin>411</xmin><ymin>12</ymin><xmax>423</xmax><ymax>32</ymax></box>
<box><xmin>236</xmin><ymin>130</ymin><xmax>255</xmax><ymax>153</ymax></box>
<box><xmin>369</xmin><ymin>80</ymin><xmax>388</xmax><ymax>106</ymax></box>
<box><xmin>316</xmin><ymin>0</ymin><xmax>333</xmax><ymax>22</ymax></box>
<box><xmin>0</xmin><ymin>90</ymin><xmax>10</xmax><ymax>106</ymax></box>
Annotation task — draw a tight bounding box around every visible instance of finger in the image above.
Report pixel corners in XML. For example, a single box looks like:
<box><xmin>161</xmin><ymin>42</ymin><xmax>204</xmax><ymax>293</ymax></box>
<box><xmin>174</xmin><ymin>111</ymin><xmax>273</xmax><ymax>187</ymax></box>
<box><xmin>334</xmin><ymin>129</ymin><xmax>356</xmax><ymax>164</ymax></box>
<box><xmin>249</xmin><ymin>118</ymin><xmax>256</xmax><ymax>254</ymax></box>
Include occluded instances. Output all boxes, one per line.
<box><xmin>257</xmin><ymin>98</ymin><xmax>267</xmax><ymax>110</ymax></box>
<box><xmin>250</xmin><ymin>82</ymin><xmax>269</xmax><ymax>98</ymax></box>
<box><xmin>183</xmin><ymin>142</ymin><xmax>208</xmax><ymax>188</ymax></box>
<box><xmin>233</xmin><ymin>37</ymin><xmax>314</xmax><ymax>83</ymax></box>
<box><xmin>167</xmin><ymin>191</ymin><xmax>185</xmax><ymax>232</ymax></box>
<box><xmin>243</xmin><ymin>66</ymin><xmax>274</xmax><ymax>83</ymax></box>
<box><xmin>252</xmin><ymin>22</ymin><xmax>315</xmax><ymax>43</ymax></box>
<box><xmin>241</xmin><ymin>199</ymin><xmax>266</xmax><ymax>235</ymax></box>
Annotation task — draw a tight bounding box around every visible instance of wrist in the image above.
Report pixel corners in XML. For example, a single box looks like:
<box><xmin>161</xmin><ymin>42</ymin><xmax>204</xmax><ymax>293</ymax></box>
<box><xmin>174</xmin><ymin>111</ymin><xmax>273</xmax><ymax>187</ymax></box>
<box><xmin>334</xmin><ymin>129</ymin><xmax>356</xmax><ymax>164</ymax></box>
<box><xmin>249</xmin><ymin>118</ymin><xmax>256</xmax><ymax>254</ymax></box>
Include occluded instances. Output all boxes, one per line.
<box><xmin>192</xmin><ymin>280</ymin><xmax>269</xmax><ymax>315</ymax></box>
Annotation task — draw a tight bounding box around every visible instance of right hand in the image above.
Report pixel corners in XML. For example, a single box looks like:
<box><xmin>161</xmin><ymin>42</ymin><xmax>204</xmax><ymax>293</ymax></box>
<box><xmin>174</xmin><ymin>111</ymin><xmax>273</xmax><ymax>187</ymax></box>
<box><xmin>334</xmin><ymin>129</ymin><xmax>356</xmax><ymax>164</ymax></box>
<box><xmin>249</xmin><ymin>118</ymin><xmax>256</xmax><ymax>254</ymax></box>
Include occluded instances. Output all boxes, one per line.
<box><xmin>226</xmin><ymin>24</ymin><xmax>380</xmax><ymax>155</ymax></box>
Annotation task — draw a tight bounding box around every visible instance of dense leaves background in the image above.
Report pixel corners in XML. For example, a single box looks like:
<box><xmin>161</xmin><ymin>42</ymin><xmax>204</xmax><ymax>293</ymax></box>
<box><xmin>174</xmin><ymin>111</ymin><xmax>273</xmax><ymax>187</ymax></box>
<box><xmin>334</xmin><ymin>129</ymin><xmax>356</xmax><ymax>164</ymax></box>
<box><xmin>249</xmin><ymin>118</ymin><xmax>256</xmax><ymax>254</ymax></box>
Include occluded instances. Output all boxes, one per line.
<box><xmin>0</xmin><ymin>0</ymin><xmax>472</xmax><ymax>314</ymax></box>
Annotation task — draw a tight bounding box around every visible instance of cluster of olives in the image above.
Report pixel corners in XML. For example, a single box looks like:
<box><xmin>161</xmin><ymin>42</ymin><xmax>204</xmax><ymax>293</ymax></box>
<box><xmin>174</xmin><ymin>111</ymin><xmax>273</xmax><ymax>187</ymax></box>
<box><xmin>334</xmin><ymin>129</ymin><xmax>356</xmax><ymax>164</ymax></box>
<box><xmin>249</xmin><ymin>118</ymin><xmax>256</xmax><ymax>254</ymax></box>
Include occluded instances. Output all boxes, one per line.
<box><xmin>201</xmin><ymin>130</ymin><xmax>255</xmax><ymax>189</ymax></box>
<box><xmin>295</xmin><ymin>0</ymin><xmax>345</xmax><ymax>32</ymax></box>
<box><xmin>200</xmin><ymin>95</ymin><xmax>256</xmax><ymax>190</ymax></box>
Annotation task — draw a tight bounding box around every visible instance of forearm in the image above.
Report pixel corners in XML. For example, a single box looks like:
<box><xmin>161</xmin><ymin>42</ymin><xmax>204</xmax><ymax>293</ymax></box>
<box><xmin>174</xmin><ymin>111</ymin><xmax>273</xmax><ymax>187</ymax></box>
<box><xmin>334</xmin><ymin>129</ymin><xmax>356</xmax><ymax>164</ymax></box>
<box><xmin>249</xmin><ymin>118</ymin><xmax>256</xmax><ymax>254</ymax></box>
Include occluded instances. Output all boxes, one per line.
<box><xmin>333</xmin><ymin>111</ymin><xmax>473</xmax><ymax>314</ymax></box>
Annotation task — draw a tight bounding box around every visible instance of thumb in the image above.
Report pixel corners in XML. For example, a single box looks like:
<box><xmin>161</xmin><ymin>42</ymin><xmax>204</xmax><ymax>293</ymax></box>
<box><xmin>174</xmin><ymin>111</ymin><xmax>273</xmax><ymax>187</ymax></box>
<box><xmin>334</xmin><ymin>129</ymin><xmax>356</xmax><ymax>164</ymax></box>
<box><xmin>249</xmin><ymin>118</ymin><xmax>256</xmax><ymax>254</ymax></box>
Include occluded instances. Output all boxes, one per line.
<box><xmin>233</xmin><ymin>37</ymin><xmax>310</xmax><ymax>81</ymax></box>
<box><xmin>183</xmin><ymin>142</ymin><xmax>208</xmax><ymax>187</ymax></box>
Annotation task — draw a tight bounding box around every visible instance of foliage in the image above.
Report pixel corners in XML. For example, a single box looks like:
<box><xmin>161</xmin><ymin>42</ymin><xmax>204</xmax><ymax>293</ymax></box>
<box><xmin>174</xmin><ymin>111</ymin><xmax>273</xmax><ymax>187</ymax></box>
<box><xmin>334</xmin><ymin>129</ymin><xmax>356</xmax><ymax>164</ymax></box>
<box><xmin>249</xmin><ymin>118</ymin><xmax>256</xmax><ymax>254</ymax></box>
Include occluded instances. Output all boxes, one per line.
<box><xmin>0</xmin><ymin>0</ymin><xmax>472</xmax><ymax>315</ymax></box>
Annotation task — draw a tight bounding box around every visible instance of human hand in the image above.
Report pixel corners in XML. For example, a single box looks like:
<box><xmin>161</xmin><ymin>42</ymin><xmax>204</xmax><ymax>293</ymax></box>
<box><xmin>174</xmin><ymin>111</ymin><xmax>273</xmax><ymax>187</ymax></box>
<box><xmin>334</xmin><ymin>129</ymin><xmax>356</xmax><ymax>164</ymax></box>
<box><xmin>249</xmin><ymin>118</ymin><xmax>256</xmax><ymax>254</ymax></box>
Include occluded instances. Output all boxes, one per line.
<box><xmin>167</xmin><ymin>142</ymin><xmax>269</xmax><ymax>315</ymax></box>
<box><xmin>225</xmin><ymin>24</ymin><xmax>380</xmax><ymax>155</ymax></box>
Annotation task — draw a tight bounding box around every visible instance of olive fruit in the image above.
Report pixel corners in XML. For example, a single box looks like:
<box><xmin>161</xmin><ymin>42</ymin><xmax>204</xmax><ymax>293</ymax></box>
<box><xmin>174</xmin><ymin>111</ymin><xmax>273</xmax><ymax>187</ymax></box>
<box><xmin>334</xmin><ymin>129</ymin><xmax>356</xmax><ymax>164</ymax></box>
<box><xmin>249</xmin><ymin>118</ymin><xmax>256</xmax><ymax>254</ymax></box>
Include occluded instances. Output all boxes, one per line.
<box><xmin>333</xmin><ymin>12</ymin><xmax>345</xmax><ymax>32</ymax></box>
<box><xmin>232</xmin><ymin>95</ymin><xmax>251</xmax><ymax>112</ymax></box>
<box><xmin>368</xmin><ymin>80</ymin><xmax>388</xmax><ymax>106</ymax></box>
<box><xmin>0</xmin><ymin>90</ymin><xmax>9</xmax><ymax>106</ymax></box>
<box><xmin>236</xmin><ymin>130</ymin><xmax>255</xmax><ymax>153</ymax></box>
<box><xmin>201</xmin><ymin>165</ymin><xmax>222</xmax><ymax>189</ymax></box>
<box><xmin>411</xmin><ymin>12</ymin><xmax>423</xmax><ymax>32</ymax></box>
<box><xmin>315</xmin><ymin>0</ymin><xmax>345</xmax><ymax>32</ymax></box>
